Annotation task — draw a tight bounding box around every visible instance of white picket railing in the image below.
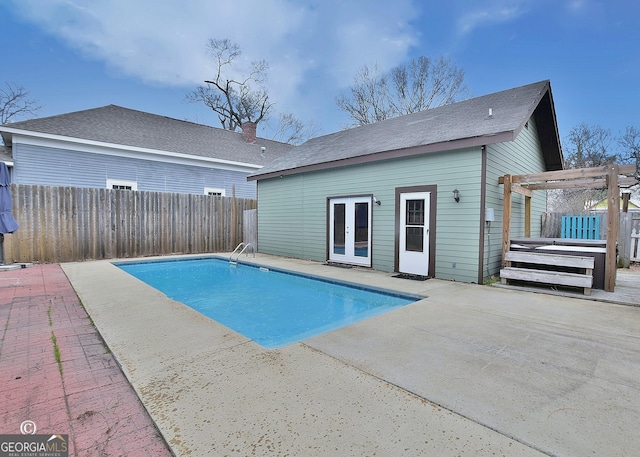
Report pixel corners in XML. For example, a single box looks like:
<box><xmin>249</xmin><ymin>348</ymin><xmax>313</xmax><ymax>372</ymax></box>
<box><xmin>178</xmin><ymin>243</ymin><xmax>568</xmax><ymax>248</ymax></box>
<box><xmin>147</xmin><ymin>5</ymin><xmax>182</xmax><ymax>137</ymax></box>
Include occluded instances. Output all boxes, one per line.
<box><xmin>632</xmin><ymin>228</ymin><xmax>640</xmax><ymax>262</ymax></box>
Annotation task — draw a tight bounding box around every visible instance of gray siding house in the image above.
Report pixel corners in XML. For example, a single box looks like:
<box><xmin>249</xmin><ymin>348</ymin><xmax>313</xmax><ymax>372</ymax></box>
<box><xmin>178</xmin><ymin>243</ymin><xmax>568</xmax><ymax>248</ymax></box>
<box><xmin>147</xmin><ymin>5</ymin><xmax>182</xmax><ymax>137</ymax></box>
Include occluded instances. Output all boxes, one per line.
<box><xmin>0</xmin><ymin>105</ymin><xmax>293</xmax><ymax>198</ymax></box>
<box><xmin>249</xmin><ymin>80</ymin><xmax>564</xmax><ymax>284</ymax></box>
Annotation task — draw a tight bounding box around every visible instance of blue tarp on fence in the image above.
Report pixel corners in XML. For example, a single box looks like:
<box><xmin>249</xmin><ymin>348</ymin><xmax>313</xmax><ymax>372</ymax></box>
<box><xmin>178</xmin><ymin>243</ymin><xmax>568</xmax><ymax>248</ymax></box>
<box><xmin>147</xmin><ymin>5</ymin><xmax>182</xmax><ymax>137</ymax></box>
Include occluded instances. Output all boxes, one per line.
<box><xmin>561</xmin><ymin>215</ymin><xmax>601</xmax><ymax>239</ymax></box>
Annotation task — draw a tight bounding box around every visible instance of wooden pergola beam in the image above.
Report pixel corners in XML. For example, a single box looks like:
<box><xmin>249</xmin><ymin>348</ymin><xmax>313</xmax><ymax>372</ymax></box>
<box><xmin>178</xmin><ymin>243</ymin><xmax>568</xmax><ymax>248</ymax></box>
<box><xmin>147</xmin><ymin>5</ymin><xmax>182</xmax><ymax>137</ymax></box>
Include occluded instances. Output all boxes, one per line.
<box><xmin>499</xmin><ymin>163</ymin><xmax>633</xmax><ymax>292</ymax></box>
<box><xmin>498</xmin><ymin>164</ymin><xmax>636</xmax><ymax>185</ymax></box>
<box><xmin>512</xmin><ymin>185</ymin><xmax>534</xmax><ymax>197</ymax></box>
<box><xmin>521</xmin><ymin>176</ymin><xmax>637</xmax><ymax>190</ymax></box>
<box><xmin>514</xmin><ymin>164</ymin><xmax>636</xmax><ymax>184</ymax></box>
<box><xmin>524</xmin><ymin>178</ymin><xmax>606</xmax><ymax>190</ymax></box>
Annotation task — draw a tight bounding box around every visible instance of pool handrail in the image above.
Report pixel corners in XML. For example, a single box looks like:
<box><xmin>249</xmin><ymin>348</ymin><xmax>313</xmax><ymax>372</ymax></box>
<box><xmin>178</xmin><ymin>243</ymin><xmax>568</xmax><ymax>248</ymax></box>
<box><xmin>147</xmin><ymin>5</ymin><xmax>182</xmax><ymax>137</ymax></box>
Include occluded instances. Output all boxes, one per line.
<box><xmin>230</xmin><ymin>242</ymin><xmax>255</xmax><ymax>265</ymax></box>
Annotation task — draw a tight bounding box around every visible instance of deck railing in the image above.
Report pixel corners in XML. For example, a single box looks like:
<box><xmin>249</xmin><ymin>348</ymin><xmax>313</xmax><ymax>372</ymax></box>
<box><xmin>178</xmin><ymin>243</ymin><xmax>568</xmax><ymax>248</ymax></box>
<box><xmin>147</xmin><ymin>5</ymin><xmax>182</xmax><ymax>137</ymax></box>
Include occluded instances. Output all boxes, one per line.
<box><xmin>631</xmin><ymin>228</ymin><xmax>640</xmax><ymax>262</ymax></box>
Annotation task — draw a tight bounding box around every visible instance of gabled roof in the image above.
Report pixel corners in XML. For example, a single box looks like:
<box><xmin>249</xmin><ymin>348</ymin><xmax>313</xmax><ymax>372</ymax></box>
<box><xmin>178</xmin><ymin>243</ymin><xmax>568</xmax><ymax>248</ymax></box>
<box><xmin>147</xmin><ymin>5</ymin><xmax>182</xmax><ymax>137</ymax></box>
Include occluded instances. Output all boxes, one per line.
<box><xmin>0</xmin><ymin>105</ymin><xmax>293</xmax><ymax>167</ymax></box>
<box><xmin>249</xmin><ymin>80</ymin><xmax>563</xmax><ymax>180</ymax></box>
<box><xmin>590</xmin><ymin>196</ymin><xmax>640</xmax><ymax>210</ymax></box>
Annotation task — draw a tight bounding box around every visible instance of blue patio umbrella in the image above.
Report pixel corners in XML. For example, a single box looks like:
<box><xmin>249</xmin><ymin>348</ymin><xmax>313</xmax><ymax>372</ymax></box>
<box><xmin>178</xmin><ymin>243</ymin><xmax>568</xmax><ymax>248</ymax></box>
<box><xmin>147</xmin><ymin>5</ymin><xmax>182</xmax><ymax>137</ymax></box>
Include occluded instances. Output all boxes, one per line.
<box><xmin>0</xmin><ymin>162</ymin><xmax>19</xmax><ymax>264</ymax></box>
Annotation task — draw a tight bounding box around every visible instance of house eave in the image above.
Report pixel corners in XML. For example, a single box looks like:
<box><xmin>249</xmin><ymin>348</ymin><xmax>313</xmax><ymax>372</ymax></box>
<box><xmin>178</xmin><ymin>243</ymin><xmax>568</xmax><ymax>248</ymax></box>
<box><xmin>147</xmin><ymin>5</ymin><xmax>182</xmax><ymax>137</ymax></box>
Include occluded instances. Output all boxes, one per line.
<box><xmin>4</xmin><ymin>128</ymin><xmax>264</xmax><ymax>172</ymax></box>
<box><xmin>249</xmin><ymin>131</ymin><xmax>515</xmax><ymax>181</ymax></box>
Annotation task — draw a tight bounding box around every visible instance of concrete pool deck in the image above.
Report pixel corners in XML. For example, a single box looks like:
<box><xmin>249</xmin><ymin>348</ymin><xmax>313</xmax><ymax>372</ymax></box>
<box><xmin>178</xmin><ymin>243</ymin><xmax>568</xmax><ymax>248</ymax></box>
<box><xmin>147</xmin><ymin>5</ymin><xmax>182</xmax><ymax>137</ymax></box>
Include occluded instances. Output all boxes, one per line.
<box><xmin>60</xmin><ymin>254</ymin><xmax>640</xmax><ymax>456</ymax></box>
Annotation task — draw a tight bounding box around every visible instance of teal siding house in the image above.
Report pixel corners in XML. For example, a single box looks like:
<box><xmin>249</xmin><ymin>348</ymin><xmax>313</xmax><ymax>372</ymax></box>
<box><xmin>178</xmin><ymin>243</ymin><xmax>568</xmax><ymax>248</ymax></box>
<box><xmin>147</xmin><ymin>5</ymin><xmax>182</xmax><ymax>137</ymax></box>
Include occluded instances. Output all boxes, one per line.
<box><xmin>249</xmin><ymin>80</ymin><xmax>564</xmax><ymax>284</ymax></box>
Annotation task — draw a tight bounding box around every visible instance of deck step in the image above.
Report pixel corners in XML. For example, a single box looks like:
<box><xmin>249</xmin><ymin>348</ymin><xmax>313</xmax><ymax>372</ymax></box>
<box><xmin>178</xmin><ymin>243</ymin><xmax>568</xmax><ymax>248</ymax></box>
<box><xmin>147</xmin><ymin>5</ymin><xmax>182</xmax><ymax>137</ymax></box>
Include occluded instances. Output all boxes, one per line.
<box><xmin>500</xmin><ymin>267</ymin><xmax>593</xmax><ymax>294</ymax></box>
<box><xmin>504</xmin><ymin>251</ymin><xmax>594</xmax><ymax>269</ymax></box>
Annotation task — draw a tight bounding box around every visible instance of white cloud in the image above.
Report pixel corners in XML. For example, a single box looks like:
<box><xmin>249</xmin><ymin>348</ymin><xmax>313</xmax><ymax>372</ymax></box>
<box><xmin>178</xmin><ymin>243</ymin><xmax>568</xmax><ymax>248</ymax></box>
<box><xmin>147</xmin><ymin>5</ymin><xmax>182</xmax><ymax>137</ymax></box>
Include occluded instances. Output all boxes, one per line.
<box><xmin>7</xmin><ymin>0</ymin><xmax>421</xmax><ymax>128</ymax></box>
<box><xmin>567</xmin><ymin>0</ymin><xmax>587</xmax><ymax>13</ymax></box>
<box><xmin>565</xmin><ymin>0</ymin><xmax>606</xmax><ymax>20</ymax></box>
<box><xmin>456</xmin><ymin>1</ymin><xmax>528</xmax><ymax>36</ymax></box>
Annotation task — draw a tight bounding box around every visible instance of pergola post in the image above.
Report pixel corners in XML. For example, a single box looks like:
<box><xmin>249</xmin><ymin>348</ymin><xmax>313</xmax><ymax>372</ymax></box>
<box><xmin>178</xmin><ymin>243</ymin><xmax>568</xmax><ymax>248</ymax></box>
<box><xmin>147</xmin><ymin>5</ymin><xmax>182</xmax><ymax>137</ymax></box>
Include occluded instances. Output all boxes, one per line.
<box><xmin>524</xmin><ymin>196</ymin><xmax>531</xmax><ymax>238</ymax></box>
<box><xmin>499</xmin><ymin>164</ymin><xmax>636</xmax><ymax>293</ymax></box>
<box><xmin>501</xmin><ymin>174</ymin><xmax>512</xmax><ymax>267</ymax></box>
<box><xmin>605</xmin><ymin>164</ymin><xmax>619</xmax><ymax>292</ymax></box>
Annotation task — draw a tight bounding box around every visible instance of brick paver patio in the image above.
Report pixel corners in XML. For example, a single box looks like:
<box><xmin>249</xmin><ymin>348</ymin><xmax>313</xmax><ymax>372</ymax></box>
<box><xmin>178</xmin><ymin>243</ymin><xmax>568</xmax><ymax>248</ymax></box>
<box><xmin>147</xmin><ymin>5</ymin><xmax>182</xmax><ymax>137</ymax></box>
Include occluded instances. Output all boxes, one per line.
<box><xmin>0</xmin><ymin>264</ymin><xmax>172</xmax><ymax>456</ymax></box>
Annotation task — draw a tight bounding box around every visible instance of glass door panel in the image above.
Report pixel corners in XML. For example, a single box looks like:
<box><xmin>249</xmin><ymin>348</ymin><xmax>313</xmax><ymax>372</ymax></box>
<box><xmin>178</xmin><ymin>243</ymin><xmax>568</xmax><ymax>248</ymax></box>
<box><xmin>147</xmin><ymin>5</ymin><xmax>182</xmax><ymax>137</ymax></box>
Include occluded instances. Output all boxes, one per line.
<box><xmin>333</xmin><ymin>203</ymin><xmax>346</xmax><ymax>255</ymax></box>
<box><xmin>405</xmin><ymin>199</ymin><xmax>425</xmax><ymax>252</ymax></box>
<box><xmin>329</xmin><ymin>197</ymin><xmax>371</xmax><ymax>266</ymax></box>
<box><xmin>354</xmin><ymin>202</ymin><xmax>369</xmax><ymax>258</ymax></box>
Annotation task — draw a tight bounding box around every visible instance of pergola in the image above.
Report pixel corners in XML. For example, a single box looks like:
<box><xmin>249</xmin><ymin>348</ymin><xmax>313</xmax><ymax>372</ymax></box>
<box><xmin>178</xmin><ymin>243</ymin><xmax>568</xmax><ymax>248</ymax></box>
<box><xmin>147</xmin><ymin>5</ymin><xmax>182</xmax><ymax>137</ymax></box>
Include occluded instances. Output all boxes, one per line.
<box><xmin>500</xmin><ymin>164</ymin><xmax>638</xmax><ymax>292</ymax></box>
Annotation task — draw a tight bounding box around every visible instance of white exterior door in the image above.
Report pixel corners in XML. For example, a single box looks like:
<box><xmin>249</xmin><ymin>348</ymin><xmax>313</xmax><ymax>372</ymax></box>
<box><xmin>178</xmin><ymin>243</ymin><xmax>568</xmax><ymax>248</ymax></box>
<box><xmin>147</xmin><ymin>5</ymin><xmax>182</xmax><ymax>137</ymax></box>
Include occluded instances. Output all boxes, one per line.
<box><xmin>329</xmin><ymin>197</ymin><xmax>371</xmax><ymax>267</ymax></box>
<box><xmin>399</xmin><ymin>192</ymin><xmax>430</xmax><ymax>276</ymax></box>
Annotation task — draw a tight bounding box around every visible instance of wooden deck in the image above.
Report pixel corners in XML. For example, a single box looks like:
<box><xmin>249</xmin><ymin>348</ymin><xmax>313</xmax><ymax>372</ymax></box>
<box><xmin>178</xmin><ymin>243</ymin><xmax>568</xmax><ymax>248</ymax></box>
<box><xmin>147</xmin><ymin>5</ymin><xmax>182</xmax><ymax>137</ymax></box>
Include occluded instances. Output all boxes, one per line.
<box><xmin>589</xmin><ymin>267</ymin><xmax>640</xmax><ymax>306</ymax></box>
<box><xmin>497</xmin><ymin>266</ymin><xmax>640</xmax><ymax>307</ymax></box>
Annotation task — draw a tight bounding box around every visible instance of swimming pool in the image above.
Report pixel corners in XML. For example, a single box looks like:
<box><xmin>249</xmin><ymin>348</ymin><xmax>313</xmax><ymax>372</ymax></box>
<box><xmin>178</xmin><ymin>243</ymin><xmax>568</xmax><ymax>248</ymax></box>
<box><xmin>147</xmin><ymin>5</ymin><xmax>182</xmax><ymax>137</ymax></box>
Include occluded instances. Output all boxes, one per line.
<box><xmin>116</xmin><ymin>257</ymin><xmax>420</xmax><ymax>348</ymax></box>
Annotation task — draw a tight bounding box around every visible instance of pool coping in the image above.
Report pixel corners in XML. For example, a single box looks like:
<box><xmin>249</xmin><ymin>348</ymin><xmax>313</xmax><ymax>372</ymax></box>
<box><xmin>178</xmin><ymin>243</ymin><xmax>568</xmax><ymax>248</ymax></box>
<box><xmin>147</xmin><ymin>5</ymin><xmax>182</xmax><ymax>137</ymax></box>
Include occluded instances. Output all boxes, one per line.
<box><xmin>113</xmin><ymin>254</ymin><xmax>426</xmax><ymax>302</ymax></box>
<box><xmin>114</xmin><ymin>255</ymin><xmax>424</xmax><ymax>349</ymax></box>
<box><xmin>61</xmin><ymin>253</ymin><xmax>640</xmax><ymax>456</ymax></box>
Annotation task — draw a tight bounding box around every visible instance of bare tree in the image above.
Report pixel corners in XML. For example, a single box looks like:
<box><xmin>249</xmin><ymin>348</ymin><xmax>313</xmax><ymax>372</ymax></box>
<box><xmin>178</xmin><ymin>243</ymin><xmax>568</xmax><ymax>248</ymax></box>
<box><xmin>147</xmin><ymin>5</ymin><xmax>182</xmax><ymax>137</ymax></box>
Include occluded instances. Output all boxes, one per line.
<box><xmin>186</xmin><ymin>39</ymin><xmax>273</xmax><ymax>132</ymax></box>
<box><xmin>335</xmin><ymin>63</ymin><xmax>391</xmax><ymax>126</ymax></box>
<box><xmin>618</xmin><ymin>126</ymin><xmax>640</xmax><ymax>178</ymax></box>
<box><xmin>335</xmin><ymin>56</ymin><xmax>467</xmax><ymax>127</ymax></box>
<box><xmin>0</xmin><ymin>82</ymin><xmax>41</xmax><ymax>125</ymax></box>
<box><xmin>389</xmin><ymin>56</ymin><xmax>466</xmax><ymax>115</ymax></box>
<box><xmin>564</xmin><ymin>123</ymin><xmax>616</xmax><ymax>169</ymax></box>
<box><xmin>269</xmin><ymin>112</ymin><xmax>320</xmax><ymax>146</ymax></box>
<box><xmin>553</xmin><ymin>123</ymin><xmax>617</xmax><ymax>212</ymax></box>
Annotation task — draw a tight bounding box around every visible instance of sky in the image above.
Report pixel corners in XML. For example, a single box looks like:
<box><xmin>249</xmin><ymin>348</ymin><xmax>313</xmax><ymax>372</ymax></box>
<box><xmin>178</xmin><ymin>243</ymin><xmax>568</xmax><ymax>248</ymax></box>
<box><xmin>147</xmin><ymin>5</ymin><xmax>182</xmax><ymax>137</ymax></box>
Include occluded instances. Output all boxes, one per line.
<box><xmin>1</xmin><ymin>0</ymin><xmax>638</xmax><ymax>149</ymax></box>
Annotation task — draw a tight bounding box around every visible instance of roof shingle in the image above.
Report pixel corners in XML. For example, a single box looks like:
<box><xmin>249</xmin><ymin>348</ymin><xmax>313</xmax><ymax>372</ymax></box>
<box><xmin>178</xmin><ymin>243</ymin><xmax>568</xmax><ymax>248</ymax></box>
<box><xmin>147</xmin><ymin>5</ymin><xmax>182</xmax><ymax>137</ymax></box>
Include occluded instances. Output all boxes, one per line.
<box><xmin>250</xmin><ymin>80</ymin><xmax>561</xmax><ymax>179</ymax></box>
<box><xmin>1</xmin><ymin>105</ymin><xmax>293</xmax><ymax>166</ymax></box>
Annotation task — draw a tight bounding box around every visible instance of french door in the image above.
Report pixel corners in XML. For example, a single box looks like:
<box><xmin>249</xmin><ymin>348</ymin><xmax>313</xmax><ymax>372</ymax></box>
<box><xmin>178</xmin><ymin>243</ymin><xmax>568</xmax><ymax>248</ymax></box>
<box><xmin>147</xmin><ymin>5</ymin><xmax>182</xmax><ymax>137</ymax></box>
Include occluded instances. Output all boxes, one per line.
<box><xmin>399</xmin><ymin>192</ymin><xmax>430</xmax><ymax>276</ymax></box>
<box><xmin>329</xmin><ymin>197</ymin><xmax>371</xmax><ymax>266</ymax></box>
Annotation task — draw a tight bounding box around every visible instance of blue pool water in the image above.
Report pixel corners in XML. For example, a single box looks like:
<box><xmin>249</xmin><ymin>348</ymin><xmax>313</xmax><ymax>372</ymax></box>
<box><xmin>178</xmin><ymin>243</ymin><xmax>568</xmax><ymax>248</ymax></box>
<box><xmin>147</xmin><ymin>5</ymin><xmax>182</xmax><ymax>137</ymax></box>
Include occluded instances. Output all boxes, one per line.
<box><xmin>116</xmin><ymin>258</ymin><xmax>419</xmax><ymax>348</ymax></box>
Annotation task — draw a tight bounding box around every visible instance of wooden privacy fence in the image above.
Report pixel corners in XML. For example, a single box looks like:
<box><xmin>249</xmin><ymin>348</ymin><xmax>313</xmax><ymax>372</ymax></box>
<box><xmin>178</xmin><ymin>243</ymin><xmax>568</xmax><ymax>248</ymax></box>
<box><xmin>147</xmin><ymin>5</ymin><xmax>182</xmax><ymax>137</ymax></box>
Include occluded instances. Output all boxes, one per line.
<box><xmin>542</xmin><ymin>211</ymin><xmax>640</xmax><ymax>267</ymax></box>
<box><xmin>3</xmin><ymin>184</ymin><xmax>257</xmax><ymax>263</ymax></box>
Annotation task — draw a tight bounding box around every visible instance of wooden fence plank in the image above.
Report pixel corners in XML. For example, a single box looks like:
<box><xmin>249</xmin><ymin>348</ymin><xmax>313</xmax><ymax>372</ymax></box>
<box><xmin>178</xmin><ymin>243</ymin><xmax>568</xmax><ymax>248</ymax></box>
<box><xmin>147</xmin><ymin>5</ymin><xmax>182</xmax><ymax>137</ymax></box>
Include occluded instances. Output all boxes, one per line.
<box><xmin>3</xmin><ymin>184</ymin><xmax>256</xmax><ymax>263</ymax></box>
<box><xmin>243</xmin><ymin>209</ymin><xmax>257</xmax><ymax>247</ymax></box>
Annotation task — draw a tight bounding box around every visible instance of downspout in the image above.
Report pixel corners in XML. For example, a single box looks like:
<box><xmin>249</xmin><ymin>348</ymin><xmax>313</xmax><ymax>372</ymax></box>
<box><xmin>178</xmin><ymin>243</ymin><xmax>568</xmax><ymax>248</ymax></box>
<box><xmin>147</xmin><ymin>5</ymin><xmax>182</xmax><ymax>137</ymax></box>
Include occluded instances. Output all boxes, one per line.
<box><xmin>477</xmin><ymin>145</ymin><xmax>488</xmax><ymax>284</ymax></box>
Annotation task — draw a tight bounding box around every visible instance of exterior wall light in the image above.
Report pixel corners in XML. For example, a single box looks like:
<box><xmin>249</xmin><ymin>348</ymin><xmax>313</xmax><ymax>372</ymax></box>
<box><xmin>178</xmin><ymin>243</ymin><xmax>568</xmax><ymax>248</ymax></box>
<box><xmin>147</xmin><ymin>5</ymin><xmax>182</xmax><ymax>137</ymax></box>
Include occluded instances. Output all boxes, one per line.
<box><xmin>453</xmin><ymin>188</ymin><xmax>460</xmax><ymax>203</ymax></box>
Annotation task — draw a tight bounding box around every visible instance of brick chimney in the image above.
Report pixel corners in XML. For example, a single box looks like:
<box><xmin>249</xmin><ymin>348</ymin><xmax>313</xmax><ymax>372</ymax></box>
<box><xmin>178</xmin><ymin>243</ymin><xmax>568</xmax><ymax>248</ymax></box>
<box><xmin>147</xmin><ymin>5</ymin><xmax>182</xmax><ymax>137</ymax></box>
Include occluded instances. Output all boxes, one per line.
<box><xmin>241</xmin><ymin>122</ymin><xmax>257</xmax><ymax>143</ymax></box>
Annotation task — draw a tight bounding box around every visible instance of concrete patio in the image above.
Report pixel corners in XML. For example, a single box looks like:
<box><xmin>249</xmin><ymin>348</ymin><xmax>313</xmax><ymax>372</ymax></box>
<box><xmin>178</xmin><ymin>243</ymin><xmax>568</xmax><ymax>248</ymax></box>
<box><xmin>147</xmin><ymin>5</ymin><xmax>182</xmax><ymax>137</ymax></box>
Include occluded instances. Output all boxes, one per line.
<box><xmin>60</xmin><ymin>254</ymin><xmax>640</xmax><ymax>456</ymax></box>
<box><xmin>0</xmin><ymin>263</ymin><xmax>171</xmax><ymax>456</ymax></box>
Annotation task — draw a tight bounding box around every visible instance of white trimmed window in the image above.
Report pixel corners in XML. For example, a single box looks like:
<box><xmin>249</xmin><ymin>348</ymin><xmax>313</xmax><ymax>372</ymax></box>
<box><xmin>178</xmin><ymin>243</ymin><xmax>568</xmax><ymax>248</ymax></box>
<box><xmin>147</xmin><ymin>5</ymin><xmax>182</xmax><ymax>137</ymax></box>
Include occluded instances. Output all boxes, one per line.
<box><xmin>107</xmin><ymin>179</ymin><xmax>138</xmax><ymax>191</ymax></box>
<box><xmin>204</xmin><ymin>187</ymin><xmax>226</xmax><ymax>196</ymax></box>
